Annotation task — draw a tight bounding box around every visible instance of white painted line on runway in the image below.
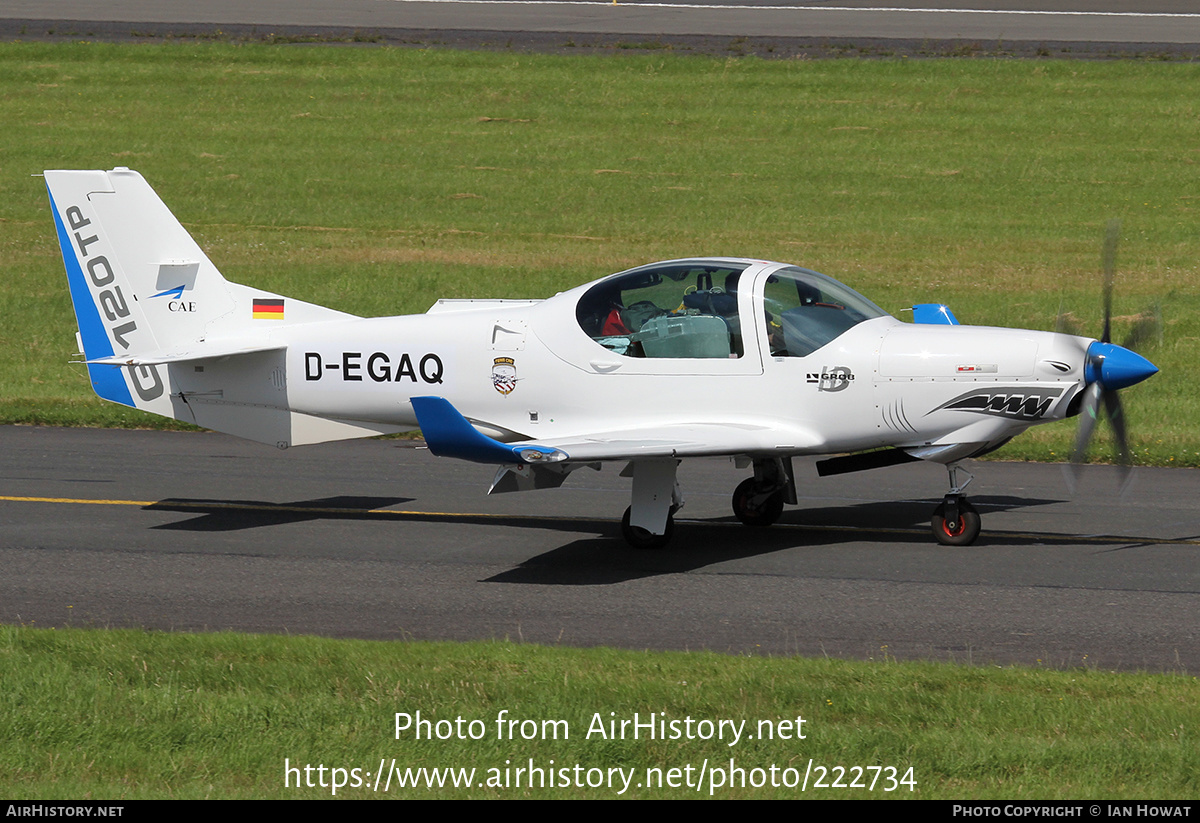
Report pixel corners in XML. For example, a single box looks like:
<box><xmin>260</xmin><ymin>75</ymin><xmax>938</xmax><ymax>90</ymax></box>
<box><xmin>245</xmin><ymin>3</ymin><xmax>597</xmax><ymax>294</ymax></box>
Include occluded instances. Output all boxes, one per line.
<box><xmin>388</xmin><ymin>1</ymin><xmax>1200</xmax><ymax>19</ymax></box>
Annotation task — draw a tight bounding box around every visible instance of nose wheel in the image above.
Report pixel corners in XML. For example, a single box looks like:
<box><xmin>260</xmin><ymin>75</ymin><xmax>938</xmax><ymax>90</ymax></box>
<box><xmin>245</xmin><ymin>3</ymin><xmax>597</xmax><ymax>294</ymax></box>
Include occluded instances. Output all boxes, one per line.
<box><xmin>931</xmin><ymin>494</ymin><xmax>980</xmax><ymax>546</ymax></box>
<box><xmin>931</xmin><ymin>464</ymin><xmax>980</xmax><ymax>546</ymax></box>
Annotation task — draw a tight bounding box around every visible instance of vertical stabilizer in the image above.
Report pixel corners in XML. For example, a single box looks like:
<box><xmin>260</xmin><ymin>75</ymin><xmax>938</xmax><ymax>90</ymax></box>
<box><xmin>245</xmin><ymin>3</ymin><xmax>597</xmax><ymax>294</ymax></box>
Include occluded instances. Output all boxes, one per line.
<box><xmin>48</xmin><ymin>168</ymin><xmax>172</xmax><ymax>411</ymax></box>
<box><xmin>45</xmin><ymin>169</ymin><xmax>393</xmax><ymax>447</ymax></box>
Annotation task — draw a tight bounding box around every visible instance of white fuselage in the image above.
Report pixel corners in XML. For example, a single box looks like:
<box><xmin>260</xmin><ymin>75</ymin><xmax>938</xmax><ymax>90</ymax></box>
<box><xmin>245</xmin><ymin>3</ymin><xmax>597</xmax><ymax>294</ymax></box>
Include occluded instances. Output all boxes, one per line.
<box><xmin>239</xmin><ymin>261</ymin><xmax>1088</xmax><ymax>461</ymax></box>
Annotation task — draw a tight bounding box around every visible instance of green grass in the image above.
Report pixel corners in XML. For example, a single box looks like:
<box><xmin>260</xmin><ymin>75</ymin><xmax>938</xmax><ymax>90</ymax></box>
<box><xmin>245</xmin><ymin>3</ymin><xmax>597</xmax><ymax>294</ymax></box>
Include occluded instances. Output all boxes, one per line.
<box><xmin>3</xmin><ymin>43</ymin><xmax>1200</xmax><ymax>463</ymax></box>
<box><xmin>2</xmin><ymin>626</ymin><xmax>1197</xmax><ymax>799</ymax></box>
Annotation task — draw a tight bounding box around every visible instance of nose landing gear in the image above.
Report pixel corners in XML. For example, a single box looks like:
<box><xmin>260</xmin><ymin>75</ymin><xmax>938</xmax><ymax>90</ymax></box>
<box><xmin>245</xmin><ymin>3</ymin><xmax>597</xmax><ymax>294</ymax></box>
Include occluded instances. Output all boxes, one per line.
<box><xmin>932</xmin><ymin>464</ymin><xmax>980</xmax><ymax>546</ymax></box>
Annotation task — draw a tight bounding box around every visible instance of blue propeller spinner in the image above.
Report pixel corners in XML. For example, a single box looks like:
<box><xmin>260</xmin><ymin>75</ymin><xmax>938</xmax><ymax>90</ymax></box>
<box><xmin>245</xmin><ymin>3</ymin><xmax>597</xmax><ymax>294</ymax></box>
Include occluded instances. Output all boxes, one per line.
<box><xmin>1083</xmin><ymin>341</ymin><xmax>1157</xmax><ymax>392</ymax></box>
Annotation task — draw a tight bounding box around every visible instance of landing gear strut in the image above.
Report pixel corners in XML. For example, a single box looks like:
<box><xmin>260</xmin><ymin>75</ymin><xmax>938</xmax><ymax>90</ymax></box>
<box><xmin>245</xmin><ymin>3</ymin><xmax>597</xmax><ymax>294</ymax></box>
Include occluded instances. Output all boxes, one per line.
<box><xmin>620</xmin><ymin>459</ymin><xmax>681</xmax><ymax>549</ymax></box>
<box><xmin>931</xmin><ymin>463</ymin><xmax>981</xmax><ymax>546</ymax></box>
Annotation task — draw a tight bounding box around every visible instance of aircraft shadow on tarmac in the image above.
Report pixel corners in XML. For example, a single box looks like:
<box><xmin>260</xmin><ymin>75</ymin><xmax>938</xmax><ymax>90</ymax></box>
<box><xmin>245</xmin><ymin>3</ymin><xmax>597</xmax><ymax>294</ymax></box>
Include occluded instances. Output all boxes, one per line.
<box><xmin>139</xmin><ymin>491</ymin><xmax>1182</xmax><ymax>585</ymax></box>
<box><xmin>144</xmin><ymin>493</ymin><xmax>1056</xmax><ymax>538</ymax></box>
<box><xmin>484</xmin><ymin>494</ymin><xmax>1078</xmax><ymax>585</ymax></box>
<box><xmin>146</xmin><ymin>496</ymin><xmax>417</xmax><ymax>531</ymax></box>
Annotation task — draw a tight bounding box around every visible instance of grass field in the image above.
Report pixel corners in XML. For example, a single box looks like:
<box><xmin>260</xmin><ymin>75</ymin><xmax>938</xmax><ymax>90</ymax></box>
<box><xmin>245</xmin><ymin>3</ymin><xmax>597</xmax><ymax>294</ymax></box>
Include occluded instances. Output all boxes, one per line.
<box><xmin>3</xmin><ymin>42</ymin><xmax>1199</xmax><ymax>462</ymax></box>
<box><xmin>2</xmin><ymin>626</ymin><xmax>1197</xmax><ymax>799</ymax></box>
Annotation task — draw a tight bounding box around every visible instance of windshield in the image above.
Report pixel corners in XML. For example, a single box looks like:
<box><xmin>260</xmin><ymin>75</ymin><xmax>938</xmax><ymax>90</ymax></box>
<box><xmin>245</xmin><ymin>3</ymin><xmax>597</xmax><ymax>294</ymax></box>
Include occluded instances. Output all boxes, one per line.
<box><xmin>762</xmin><ymin>267</ymin><xmax>887</xmax><ymax>358</ymax></box>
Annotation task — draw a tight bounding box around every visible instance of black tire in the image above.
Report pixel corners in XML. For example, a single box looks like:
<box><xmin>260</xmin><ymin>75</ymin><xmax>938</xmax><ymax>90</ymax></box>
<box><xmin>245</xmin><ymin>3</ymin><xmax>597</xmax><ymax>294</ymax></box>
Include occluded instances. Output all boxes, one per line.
<box><xmin>931</xmin><ymin>499</ymin><xmax>981</xmax><ymax>546</ymax></box>
<box><xmin>732</xmin><ymin>478</ymin><xmax>785</xmax><ymax>527</ymax></box>
<box><xmin>621</xmin><ymin>506</ymin><xmax>673</xmax><ymax>549</ymax></box>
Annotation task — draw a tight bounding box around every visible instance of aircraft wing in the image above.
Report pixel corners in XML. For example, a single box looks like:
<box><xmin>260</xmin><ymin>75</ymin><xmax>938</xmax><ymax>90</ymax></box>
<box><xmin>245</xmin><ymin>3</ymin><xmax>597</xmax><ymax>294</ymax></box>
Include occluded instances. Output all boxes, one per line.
<box><xmin>535</xmin><ymin>422</ymin><xmax>817</xmax><ymax>461</ymax></box>
<box><xmin>412</xmin><ymin>396</ymin><xmax>821</xmax><ymax>464</ymax></box>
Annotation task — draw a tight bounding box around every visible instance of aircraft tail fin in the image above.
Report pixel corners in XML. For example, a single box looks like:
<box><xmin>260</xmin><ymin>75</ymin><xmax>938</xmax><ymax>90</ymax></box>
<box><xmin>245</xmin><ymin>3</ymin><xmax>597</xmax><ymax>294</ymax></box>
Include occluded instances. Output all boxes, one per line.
<box><xmin>45</xmin><ymin>167</ymin><xmax>352</xmax><ymax>414</ymax></box>
<box><xmin>45</xmin><ymin>168</ymin><xmax>395</xmax><ymax>447</ymax></box>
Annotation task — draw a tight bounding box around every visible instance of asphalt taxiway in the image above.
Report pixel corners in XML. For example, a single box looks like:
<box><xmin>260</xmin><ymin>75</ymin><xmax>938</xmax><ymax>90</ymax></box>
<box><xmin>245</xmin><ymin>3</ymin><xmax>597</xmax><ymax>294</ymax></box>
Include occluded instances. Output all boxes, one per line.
<box><xmin>3</xmin><ymin>425</ymin><xmax>1196</xmax><ymax>671</ymax></box>
<box><xmin>3</xmin><ymin>1</ymin><xmax>1200</xmax><ymax>56</ymax></box>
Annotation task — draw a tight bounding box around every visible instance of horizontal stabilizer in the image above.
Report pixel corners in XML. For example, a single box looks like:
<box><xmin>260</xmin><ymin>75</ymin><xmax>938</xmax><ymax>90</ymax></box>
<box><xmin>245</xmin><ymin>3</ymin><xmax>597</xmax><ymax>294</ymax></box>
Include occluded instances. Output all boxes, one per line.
<box><xmin>84</xmin><ymin>340</ymin><xmax>285</xmax><ymax>366</ymax></box>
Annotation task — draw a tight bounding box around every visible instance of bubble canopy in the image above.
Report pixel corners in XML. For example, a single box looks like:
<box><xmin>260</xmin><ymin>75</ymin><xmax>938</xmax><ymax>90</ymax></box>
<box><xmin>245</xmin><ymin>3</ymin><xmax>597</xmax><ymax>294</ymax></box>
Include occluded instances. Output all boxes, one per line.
<box><xmin>574</xmin><ymin>260</ymin><xmax>887</xmax><ymax>360</ymax></box>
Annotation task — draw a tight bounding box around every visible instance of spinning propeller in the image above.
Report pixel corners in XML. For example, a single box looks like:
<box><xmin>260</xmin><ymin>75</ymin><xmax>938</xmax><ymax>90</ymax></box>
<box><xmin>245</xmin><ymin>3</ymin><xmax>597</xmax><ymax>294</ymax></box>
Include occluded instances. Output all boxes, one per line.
<box><xmin>1063</xmin><ymin>220</ymin><xmax>1159</xmax><ymax>472</ymax></box>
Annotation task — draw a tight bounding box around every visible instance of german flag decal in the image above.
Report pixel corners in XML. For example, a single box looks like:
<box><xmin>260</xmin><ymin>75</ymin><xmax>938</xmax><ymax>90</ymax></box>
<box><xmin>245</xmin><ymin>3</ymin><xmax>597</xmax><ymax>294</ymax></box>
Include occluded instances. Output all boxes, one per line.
<box><xmin>252</xmin><ymin>298</ymin><xmax>284</xmax><ymax>320</ymax></box>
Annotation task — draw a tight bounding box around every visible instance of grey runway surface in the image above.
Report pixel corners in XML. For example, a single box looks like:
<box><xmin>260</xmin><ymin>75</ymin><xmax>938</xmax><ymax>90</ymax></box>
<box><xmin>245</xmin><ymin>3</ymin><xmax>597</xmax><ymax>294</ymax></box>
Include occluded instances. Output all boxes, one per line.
<box><xmin>3</xmin><ymin>0</ymin><xmax>1200</xmax><ymax>52</ymax></box>
<box><xmin>3</xmin><ymin>426</ymin><xmax>1197</xmax><ymax>671</ymax></box>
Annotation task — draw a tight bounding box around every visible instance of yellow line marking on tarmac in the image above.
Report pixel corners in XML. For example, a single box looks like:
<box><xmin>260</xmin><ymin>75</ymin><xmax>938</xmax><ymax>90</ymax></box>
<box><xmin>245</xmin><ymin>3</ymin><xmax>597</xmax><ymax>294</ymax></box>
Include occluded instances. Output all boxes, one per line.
<box><xmin>0</xmin><ymin>495</ymin><xmax>594</xmax><ymax>522</ymax></box>
<box><xmin>4</xmin><ymin>495</ymin><xmax>1199</xmax><ymax>545</ymax></box>
<box><xmin>2</xmin><ymin>495</ymin><xmax>157</xmax><ymax>506</ymax></box>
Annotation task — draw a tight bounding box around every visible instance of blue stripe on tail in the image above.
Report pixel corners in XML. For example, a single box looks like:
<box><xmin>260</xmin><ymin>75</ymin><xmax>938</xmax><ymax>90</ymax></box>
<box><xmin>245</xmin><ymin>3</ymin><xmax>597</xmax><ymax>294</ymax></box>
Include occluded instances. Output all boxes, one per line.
<box><xmin>48</xmin><ymin>189</ymin><xmax>135</xmax><ymax>407</ymax></box>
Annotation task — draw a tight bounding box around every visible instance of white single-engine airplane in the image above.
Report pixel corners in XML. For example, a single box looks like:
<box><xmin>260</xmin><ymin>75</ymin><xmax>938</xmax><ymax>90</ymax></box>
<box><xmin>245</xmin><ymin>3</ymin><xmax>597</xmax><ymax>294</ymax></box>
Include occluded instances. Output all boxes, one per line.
<box><xmin>47</xmin><ymin>169</ymin><xmax>1158</xmax><ymax>547</ymax></box>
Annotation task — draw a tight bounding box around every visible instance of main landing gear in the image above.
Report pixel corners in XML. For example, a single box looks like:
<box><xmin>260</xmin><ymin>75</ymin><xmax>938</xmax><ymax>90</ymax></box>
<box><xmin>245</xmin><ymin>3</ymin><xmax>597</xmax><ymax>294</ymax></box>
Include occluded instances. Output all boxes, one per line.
<box><xmin>931</xmin><ymin>463</ymin><xmax>980</xmax><ymax>546</ymax></box>
<box><xmin>731</xmin><ymin>457</ymin><xmax>795</xmax><ymax>528</ymax></box>
<box><xmin>621</xmin><ymin>505</ymin><xmax>674</xmax><ymax>549</ymax></box>
<box><xmin>620</xmin><ymin>457</ymin><xmax>796</xmax><ymax>549</ymax></box>
<box><xmin>732</xmin><ymin>478</ymin><xmax>785</xmax><ymax>527</ymax></box>
<box><xmin>619</xmin><ymin>456</ymin><xmax>982</xmax><ymax>548</ymax></box>
<box><xmin>620</xmin><ymin>459</ymin><xmax>682</xmax><ymax>549</ymax></box>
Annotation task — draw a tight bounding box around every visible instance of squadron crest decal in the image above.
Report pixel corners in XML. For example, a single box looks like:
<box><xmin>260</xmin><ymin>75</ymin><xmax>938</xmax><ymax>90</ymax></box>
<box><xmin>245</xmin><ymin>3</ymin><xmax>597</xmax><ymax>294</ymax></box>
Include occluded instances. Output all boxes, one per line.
<box><xmin>492</xmin><ymin>357</ymin><xmax>518</xmax><ymax>395</ymax></box>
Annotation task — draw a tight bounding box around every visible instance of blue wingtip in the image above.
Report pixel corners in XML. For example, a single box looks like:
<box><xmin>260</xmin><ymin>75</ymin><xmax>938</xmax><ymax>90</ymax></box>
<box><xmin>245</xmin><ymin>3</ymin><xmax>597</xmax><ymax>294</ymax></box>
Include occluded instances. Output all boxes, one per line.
<box><xmin>411</xmin><ymin>397</ymin><xmax>568</xmax><ymax>465</ymax></box>
<box><xmin>911</xmin><ymin>303</ymin><xmax>960</xmax><ymax>325</ymax></box>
